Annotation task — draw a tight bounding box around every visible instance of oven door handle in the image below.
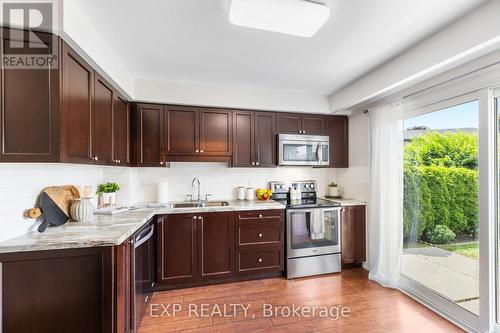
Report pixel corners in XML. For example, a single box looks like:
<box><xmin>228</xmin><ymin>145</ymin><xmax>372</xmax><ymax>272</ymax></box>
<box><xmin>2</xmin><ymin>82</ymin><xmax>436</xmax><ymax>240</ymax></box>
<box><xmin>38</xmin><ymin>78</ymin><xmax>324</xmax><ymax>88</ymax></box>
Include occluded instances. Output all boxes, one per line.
<box><xmin>134</xmin><ymin>224</ymin><xmax>154</xmax><ymax>249</ymax></box>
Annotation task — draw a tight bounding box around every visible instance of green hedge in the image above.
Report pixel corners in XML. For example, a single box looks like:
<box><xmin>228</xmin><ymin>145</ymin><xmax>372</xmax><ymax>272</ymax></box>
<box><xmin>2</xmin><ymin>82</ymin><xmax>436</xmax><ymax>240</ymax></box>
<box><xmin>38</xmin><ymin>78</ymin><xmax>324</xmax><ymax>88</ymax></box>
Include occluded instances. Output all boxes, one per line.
<box><xmin>403</xmin><ymin>165</ymin><xmax>478</xmax><ymax>241</ymax></box>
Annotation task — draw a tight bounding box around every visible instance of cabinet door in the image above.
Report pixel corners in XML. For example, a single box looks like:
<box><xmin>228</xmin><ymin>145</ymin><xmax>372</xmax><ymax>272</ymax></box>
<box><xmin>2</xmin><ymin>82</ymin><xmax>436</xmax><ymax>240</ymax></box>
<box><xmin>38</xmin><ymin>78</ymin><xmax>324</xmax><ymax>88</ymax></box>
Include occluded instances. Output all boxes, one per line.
<box><xmin>113</xmin><ymin>94</ymin><xmax>130</xmax><ymax>166</ymax></box>
<box><xmin>199</xmin><ymin>109</ymin><xmax>232</xmax><ymax>156</ymax></box>
<box><xmin>232</xmin><ymin>111</ymin><xmax>254</xmax><ymax>167</ymax></box>
<box><xmin>157</xmin><ymin>215</ymin><xmax>198</xmax><ymax>284</ymax></box>
<box><xmin>341</xmin><ymin>205</ymin><xmax>366</xmax><ymax>265</ymax></box>
<box><xmin>61</xmin><ymin>42</ymin><xmax>94</xmax><ymax>163</ymax></box>
<box><xmin>0</xmin><ymin>29</ymin><xmax>59</xmax><ymax>162</ymax></box>
<box><xmin>255</xmin><ymin>112</ymin><xmax>276</xmax><ymax>167</ymax></box>
<box><xmin>276</xmin><ymin>113</ymin><xmax>301</xmax><ymax>134</ymax></box>
<box><xmin>136</xmin><ymin>104</ymin><xmax>163</xmax><ymax>167</ymax></box>
<box><xmin>164</xmin><ymin>106</ymin><xmax>198</xmax><ymax>156</ymax></box>
<box><xmin>302</xmin><ymin>115</ymin><xmax>325</xmax><ymax>135</ymax></box>
<box><xmin>198</xmin><ymin>213</ymin><xmax>234</xmax><ymax>280</ymax></box>
<box><xmin>326</xmin><ymin>116</ymin><xmax>349</xmax><ymax>168</ymax></box>
<box><xmin>92</xmin><ymin>74</ymin><xmax>114</xmax><ymax>165</ymax></box>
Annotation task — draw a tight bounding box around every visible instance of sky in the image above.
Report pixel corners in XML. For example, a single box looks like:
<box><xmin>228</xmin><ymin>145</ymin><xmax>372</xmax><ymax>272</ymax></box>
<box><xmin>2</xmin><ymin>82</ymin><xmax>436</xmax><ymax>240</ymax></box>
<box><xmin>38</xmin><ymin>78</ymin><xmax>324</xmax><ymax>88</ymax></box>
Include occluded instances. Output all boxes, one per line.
<box><xmin>404</xmin><ymin>100</ymin><xmax>479</xmax><ymax>130</ymax></box>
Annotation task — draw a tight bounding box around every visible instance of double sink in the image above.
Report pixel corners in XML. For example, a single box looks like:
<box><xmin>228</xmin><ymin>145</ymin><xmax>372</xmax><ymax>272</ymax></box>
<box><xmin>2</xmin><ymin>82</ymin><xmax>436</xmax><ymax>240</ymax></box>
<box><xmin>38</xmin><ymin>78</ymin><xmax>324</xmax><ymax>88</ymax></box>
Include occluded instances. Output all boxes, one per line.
<box><xmin>169</xmin><ymin>201</ymin><xmax>230</xmax><ymax>208</ymax></box>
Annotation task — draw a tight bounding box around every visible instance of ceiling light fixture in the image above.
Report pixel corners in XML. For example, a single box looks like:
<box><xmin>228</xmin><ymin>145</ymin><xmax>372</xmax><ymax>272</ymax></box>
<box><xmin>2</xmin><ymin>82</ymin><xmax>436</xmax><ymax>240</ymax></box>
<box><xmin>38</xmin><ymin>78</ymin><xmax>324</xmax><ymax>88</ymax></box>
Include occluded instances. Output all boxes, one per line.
<box><xmin>229</xmin><ymin>0</ymin><xmax>330</xmax><ymax>38</ymax></box>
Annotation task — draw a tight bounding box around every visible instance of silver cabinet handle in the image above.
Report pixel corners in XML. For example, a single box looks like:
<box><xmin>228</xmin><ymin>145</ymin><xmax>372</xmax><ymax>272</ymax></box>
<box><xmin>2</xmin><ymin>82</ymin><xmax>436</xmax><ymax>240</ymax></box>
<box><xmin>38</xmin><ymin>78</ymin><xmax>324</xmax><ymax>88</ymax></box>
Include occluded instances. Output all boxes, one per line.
<box><xmin>160</xmin><ymin>161</ymin><xmax>164</xmax><ymax>165</ymax></box>
<box><xmin>200</xmin><ymin>150</ymin><xmax>204</xmax><ymax>153</ymax></box>
<box><xmin>195</xmin><ymin>149</ymin><xmax>199</xmax><ymax>153</ymax></box>
<box><xmin>258</xmin><ymin>233</ymin><xmax>263</xmax><ymax>237</ymax></box>
<box><xmin>259</xmin><ymin>214</ymin><xmax>263</xmax><ymax>218</ymax></box>
<box><xmin>258</xmin><ymin>258</ymin><xmax>263</xmax><ymax>263</ymax></box>
<box><xmin>192</xmin><ymin>216</ymin><xmax>197</xmax><ymax>220</ymax></box>
<box><xmin>118</xmin><ymin>160</ymin><xmax>121</xmax><ymax>164</ymax></box>
<box><xmin>251</xmin><ymin>162</ymin><xmax>255</xmax><ymax>166</ymax></box>
<box><xmin>197</xmin><ymin>216</ymin><xmax>202</xmax><ymax>220</ymax></box>
<box><xmin>256</xmin><ymin>162</ymin><xmax>259</xmax><ymax>166</ymax></box>
<box><xmin>95</xmin><ymin>156</ymin><xmax>98</xmax><ymax>161</ymax></box>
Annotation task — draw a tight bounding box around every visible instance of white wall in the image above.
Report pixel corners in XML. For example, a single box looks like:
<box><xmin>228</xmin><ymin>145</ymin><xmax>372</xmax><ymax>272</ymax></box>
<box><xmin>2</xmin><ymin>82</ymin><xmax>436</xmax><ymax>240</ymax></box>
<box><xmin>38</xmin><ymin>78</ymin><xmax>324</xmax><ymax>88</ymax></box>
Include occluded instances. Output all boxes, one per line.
<box><xmin>134</xmin><ymin>79</ymin><xmax>331</xmax><ymax>114</ymax></box>
<box><xmin>329</xmin><ymin>0</ymin><xmax>500</xmax><ymax>112</ymax></box>
<box><xmin>0</xmin><ymin>164</ymin><xmax>104</xmax><ymax>242</ymax></box>
<box><xmin>61</xmin><ymin>0</ymin><xmax>134</xmax><ymax>98</ymax></box>
<box><xmin>103</xmin><ymin>163</ymin><xmax>337</xmax><ymax>205</ymax></box>
<box><xmin>336</xmin><ymin>110</ymin><xmax>370</xmax><ymax>201</ymax></box>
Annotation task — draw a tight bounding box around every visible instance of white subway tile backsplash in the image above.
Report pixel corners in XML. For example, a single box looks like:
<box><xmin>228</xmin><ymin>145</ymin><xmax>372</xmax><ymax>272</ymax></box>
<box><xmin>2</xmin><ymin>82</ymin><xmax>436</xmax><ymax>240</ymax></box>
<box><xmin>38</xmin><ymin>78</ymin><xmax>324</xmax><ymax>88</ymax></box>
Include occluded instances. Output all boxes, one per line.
<box><xmin>0</xmin><ymin>162</ymin><xmax>356</xmax><ymax>243</ymax></box>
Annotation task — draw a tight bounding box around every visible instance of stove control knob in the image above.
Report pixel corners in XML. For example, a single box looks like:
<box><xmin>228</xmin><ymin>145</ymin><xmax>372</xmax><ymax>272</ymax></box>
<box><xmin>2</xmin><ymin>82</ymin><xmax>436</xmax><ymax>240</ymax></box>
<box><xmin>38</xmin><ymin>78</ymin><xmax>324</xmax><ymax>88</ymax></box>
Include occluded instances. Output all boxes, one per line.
<box><xmin>310</xmin><ymin>184</ymin><xmax>315</xmax><ymax>189</ymax></box>
<box><xmin>305</xmin><ymin>184</ymin><xmax>310</xmax><ymax>189</ymax></box>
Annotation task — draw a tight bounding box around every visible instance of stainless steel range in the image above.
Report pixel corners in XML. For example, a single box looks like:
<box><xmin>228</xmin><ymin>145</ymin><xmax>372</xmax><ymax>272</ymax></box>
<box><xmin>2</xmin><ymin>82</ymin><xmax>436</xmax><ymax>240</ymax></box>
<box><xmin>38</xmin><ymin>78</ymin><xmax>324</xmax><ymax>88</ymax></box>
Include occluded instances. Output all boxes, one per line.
<box><xmin>270</xmin><ymin>180</ymin><xmax>341</xmax><ymax>279</ymax></box>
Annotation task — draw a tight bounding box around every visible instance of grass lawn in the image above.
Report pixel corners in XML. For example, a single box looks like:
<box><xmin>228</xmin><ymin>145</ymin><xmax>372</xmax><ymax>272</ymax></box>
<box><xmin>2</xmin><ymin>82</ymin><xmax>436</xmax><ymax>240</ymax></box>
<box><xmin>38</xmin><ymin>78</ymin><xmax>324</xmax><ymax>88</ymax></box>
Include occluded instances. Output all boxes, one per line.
<box><xmin>438</xmin><ymin>242</ymin><xmax>479</xmax><ymax>260</ymax></box>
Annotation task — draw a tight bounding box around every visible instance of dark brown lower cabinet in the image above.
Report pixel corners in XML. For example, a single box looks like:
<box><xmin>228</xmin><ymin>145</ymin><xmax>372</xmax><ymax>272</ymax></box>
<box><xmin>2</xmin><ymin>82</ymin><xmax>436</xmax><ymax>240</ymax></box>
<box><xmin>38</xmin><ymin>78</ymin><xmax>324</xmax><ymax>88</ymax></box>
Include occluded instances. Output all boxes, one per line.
<box><xmin>0</xmin><ymin>247</ymin><xmax>114</xmax><ymax>333</ymax></box>
<box><xmin>157</xmin><ymin>214</ymin><xmax>198</xmax><ymax>285</ymax></box>
<box><xmin>235</xmin><ymin>210</ymin><xmax>284</xmax><ymax>276</ymax></box>
<box><xmin>156</xmin><ymin>210</ymin><xmax>284</xmax><ymax>289</ymax></box>
<box><xmin>341</xmin><ymin>205</ymin><xmax>366</xmax><ymax>266</ymax></box>
<box><xmin>198</xmin><ymin>213</ymin><xmax>234</xmax><ymax>280</ymax></box>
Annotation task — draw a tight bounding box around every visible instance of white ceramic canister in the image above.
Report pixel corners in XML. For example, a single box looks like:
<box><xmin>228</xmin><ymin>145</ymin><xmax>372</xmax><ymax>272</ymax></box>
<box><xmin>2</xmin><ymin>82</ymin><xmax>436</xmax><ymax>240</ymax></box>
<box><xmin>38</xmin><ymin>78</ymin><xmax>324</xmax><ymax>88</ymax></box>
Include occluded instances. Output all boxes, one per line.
<box><xmin>245</xmin><ymin>187</ymin><xmax>255</xmax><ymax>201</ymax></box>
<box><xmin>237</xmin><ymin>187</ymin><xmax>246</xmax><ymax>200</ymax></box>
<box><xmin>70</xmin><ymin>198</ymin><xmax>93</xmax><ymax>222</ymax></box>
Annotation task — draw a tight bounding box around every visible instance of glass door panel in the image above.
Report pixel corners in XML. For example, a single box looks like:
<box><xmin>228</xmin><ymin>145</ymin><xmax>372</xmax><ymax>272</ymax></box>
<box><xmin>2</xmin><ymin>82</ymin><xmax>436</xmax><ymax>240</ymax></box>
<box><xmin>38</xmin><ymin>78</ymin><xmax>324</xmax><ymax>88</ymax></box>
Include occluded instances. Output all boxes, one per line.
<box><xmin>287</xmin><ymin>209</ymin><xmax>340</xmax><ymax>258</ymax></box>
<box><xmin>283</xmin><ymin>143</ymin><xmax>317</xmax><ymax>162</ymax></box>
<box><xmin>401</xmin><ymin>100</ymin><xmax>480</xmax><ymax>315</ymax></box>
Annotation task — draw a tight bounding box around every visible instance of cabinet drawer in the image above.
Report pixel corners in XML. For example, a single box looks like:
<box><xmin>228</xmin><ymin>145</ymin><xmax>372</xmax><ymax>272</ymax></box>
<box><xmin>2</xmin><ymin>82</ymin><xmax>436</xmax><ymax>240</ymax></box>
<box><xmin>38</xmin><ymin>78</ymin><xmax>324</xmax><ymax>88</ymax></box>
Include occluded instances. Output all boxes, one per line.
<box><xmin>237</xmin><ymin>210</ymin><xmax>282</xmax><ymax>221</ymax></box>
<box><xmin>238</xmin><ymin>248</ymin><xmax>281</xmax><ymax>272</ymax></box>
<box><xmin>239</xmin><ymin>224</ymin><xmax>281</xmax><ymax>245</ymax></box>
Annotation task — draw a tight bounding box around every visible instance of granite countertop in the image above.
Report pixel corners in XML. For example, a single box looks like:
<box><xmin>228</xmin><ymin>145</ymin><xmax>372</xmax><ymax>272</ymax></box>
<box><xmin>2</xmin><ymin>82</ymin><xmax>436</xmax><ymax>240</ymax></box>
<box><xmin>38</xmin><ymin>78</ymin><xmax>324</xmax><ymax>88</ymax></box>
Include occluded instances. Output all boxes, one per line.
<box><xmin>0</xmin><ymin>200</ymin><xmax>285</xmax><ymax>254</ymax></box>
<box><xmin>322</xmin><ymin>197</ymin><xmax>367</xmax><ymax>206</ymax></box>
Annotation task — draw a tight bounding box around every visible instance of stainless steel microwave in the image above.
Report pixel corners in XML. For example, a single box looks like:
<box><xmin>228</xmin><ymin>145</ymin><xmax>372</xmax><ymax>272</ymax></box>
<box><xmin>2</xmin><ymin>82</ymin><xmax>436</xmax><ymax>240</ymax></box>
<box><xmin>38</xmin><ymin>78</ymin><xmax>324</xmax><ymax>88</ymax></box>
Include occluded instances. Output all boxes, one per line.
<box><xmin>278</xmin><ymin>134</ymin><xmax>329</xmax><ymax>166</ymax></box>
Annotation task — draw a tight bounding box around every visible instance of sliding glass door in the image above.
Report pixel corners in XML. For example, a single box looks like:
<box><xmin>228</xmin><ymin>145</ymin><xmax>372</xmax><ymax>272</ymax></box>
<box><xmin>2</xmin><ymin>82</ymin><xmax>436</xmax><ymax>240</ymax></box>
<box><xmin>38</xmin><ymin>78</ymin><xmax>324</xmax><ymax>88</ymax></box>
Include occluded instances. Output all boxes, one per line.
<box><xmin>401</xmin><ymin>99</ymin><xmax>480</xmax><ymax>314</ymax></box>
<box><xmin>399</xmin><ymin>87</ymin><xmax>499</xmax><ymax>333</ymax></box>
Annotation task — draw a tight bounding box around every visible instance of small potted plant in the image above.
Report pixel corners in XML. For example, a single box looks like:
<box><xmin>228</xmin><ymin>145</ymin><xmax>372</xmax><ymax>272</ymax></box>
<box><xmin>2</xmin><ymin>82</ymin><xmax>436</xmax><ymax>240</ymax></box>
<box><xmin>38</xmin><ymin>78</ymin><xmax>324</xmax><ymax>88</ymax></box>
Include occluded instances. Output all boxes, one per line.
<box><xmin>97</xmin><ymin>182</ymin><xmax>120</xmax><ymax>206</ymax></box>
<box><xmin>328</xmin><ymin>182</ymin><xmax>340</xmax><ymax>197</ymax></box>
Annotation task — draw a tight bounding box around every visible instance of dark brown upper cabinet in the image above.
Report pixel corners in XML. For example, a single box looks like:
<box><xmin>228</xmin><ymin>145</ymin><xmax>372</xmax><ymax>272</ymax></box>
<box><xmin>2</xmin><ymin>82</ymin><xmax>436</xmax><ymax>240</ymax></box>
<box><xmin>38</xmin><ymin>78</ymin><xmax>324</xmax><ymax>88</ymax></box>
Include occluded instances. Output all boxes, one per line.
<box><xmin>232</xmin><ymin>111</ymin><xmax>276</xmax><ymax>168</ymax></box>
<box><xmin>326</xmin><ymin>116</ymin><xmax>349</xmax><ymax>168</ymax></box>
<box><xmin>0</xmin><ymin>29</ymin><xmax>60</xmax><ymax>162</ymax></box>
<box><xmin>163</xmin><ymin>106</ymin><xmax>232</xmax><ymax>162</ymax></box>
<box><xmin>232</xmin><ymin>111</ymin><xmax>254</xmax><ymax>167</ymax></box>
<box><xmin>276</xmin><ymin>113</ymin><xmax>325</xmax><ymax>135</ymax></box>
<box><xmin>132</xmin><ymin>103</ymin><xmax>165</xmax><ymax>167</ymax></box>
<box><xmin>92</xmin><ymin>74</ymin><xmax>114</xmax><ymax>165</ymax></box>
<box><xmin>113</xmin><ymin>94</ymin><xmax>130</xmax><ymax>166</ymax></box>
<box><xmin>276</xmin><ymin>113</ymin><xmax>301</xmax><ymax>134</ymax></box>
<box><xmin>302</xmin><ymin>115</ymin><xmax>326</xmax><ymax>135</ymax></box>
<box><xmin>164</xmin><ymin>106</ymin><xmax>198</xmax><ymax>156</ymax></box>
<box><xmin>60</xmin><ymin>41</ymin><xmax>94</xmax><ymax>164</ymax></box>
<box><xmin>199</xmin><ymin>109</ymin><xmax>232</xmax><ymax>156</ymax></box>
<box><xmin>255</xmin><ymin>112</ymin><xmax>276</xmax><ymax>167</ymax></box>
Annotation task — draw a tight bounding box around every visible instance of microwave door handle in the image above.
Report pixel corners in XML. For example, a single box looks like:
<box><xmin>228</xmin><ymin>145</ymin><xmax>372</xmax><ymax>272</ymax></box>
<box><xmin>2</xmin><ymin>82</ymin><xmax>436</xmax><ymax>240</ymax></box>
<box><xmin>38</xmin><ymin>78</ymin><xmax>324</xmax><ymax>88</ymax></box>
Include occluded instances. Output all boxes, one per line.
<box><xmin>317</xmin><ymin>143</ymin><xmax>322</xmax><ymax>164</ymax></box>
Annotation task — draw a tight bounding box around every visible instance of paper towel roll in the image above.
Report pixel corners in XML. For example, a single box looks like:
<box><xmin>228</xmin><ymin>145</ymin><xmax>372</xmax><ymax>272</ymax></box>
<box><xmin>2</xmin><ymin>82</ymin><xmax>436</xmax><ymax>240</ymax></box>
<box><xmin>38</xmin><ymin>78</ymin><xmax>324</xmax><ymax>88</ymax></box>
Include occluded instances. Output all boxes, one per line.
<box><xmin>157</xmin><ymin>181</ymin><xmax>168</xmax><ymax>204</ymax></box>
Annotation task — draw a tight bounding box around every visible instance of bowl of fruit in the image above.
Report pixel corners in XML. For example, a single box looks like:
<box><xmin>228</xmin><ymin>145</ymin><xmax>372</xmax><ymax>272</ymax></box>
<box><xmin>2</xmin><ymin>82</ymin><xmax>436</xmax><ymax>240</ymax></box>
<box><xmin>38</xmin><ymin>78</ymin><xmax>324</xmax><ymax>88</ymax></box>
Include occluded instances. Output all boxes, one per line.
<box><xmin>256</xmin><ymin>189</ymin><xmax>273</xmax><ymax>201</ymax></box>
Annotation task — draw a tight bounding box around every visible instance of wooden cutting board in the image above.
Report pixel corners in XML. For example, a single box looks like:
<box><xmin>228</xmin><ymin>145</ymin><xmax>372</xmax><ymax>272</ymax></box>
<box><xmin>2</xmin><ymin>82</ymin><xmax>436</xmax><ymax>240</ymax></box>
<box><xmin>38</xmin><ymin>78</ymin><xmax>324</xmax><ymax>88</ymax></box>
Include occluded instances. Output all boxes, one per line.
<box><xmin>37</xmin><ymin>185</ymin><xmax>80</xmax><ymax>232</ymax></box>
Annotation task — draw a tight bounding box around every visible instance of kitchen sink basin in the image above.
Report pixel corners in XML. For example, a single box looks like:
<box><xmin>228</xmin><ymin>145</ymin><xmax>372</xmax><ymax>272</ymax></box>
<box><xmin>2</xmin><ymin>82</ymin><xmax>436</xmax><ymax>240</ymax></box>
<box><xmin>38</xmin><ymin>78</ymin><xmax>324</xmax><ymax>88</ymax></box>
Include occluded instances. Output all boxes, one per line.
<box><xmin>171</xmin><ymin>202</ymin><xmax>203</xmax><ymax>208</ymax></box>
<box><xmin>204</xmin><ymin>201</ymin><xmax>230</xmax><ymax>207</ymax></box>
<box><xmin>170</xmin><ymin>201</ymin><xmax>230</xmax><ymax>208</ymax></box>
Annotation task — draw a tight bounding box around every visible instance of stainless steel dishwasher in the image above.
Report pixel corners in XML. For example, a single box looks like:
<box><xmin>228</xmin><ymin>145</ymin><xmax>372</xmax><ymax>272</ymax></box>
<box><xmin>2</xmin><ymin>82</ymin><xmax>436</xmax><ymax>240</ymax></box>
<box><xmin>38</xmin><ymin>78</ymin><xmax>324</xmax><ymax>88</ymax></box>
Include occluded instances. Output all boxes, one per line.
<box><xmin>132</xmin><ymin>219</ymin><xmax>156</xmax><ymax>331</ymax></box>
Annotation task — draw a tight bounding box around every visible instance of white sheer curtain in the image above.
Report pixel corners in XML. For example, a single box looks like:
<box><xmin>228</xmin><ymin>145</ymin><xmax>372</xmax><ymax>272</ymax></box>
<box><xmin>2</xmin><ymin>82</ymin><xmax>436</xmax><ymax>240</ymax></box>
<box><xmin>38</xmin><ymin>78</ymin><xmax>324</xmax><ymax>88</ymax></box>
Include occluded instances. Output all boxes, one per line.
<box><xmin>368</xmin><ymin>100</ymin><xmax>404</xmax><ymax>288</ymax></box>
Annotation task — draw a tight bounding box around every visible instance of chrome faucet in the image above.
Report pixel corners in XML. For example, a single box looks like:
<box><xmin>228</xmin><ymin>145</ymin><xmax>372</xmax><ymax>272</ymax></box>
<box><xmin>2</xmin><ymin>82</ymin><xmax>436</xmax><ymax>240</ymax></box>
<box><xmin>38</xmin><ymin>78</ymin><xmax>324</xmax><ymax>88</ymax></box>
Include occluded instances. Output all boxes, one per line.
<box><xmin>191</xmin><ymin>177</ymin><xmax>201</xmax><ymax>202</ymax></box>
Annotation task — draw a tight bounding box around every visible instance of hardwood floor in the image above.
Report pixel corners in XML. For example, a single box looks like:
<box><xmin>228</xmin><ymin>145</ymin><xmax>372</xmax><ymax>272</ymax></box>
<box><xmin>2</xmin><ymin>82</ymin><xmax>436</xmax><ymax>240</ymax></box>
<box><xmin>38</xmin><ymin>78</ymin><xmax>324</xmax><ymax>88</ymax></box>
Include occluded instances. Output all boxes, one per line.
<box><xmin>139</xmin><ymin>268</ymin><xmax>464</xmax><ymax>333</ymax></box>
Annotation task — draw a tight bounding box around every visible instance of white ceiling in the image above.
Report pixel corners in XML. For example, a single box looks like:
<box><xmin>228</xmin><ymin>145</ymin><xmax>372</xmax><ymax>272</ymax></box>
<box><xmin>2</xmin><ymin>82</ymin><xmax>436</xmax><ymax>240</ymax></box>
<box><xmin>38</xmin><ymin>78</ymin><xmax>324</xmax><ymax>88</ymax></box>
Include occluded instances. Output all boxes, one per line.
<box><xmin>74</xmin><ymin>0</ymin><xmax>484</xmax><ymax>95</ymax></box>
